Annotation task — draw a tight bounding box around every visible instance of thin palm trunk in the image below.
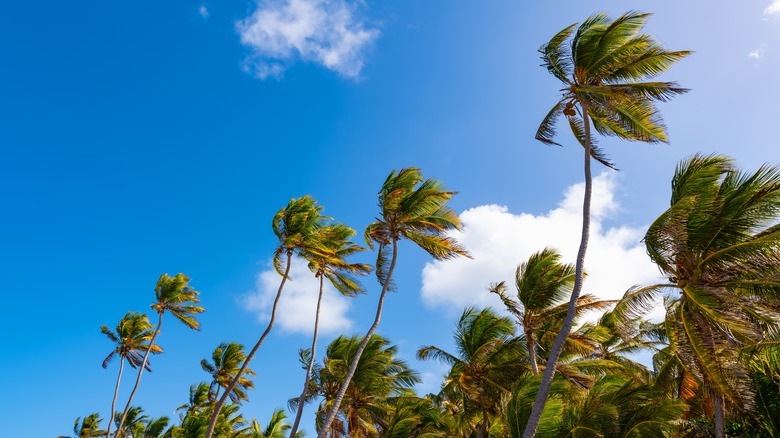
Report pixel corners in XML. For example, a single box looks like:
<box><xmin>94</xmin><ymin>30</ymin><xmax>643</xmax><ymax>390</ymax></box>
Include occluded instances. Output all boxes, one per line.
<box><xmin>317</xmin><ymin>241</ymin><xmax>399</xmax><ymax>437</ymax></box>
<box><xmin>115</xmin><ymin>313</ymin><xmax>162</xmax><ymax>437</ymax></box>
<box><xmin>289</xmin><ymin>273</ymin><xmax>325</xmax><ymax>437</ymax></box>
<box><xmin>205</xmin><ymin>250</ymin><xmax>293</xmax><ymax>438</ymax></box>
<box><xmin>713</xmin><ymin>391</ymin><xmax>725</xmax><ymax>438</ymax></box>
<box><xmin>477</xmin><ymin>409</ymin><xmax>488</xmax><ymax>438</ymax></box>
<box><xmin>106</xmin><ymin>358</ymin><xmax>125</xmax><ymax>438</ymax></box>
<box><xmin>526</xmin><ymin>329</ymin><xmax>539</xmax><ymax>374</ymax></box>
<box><xmin>523</xmin><ymin>102</ymin><xmax>592</xmax><ymax>438</ymax></box>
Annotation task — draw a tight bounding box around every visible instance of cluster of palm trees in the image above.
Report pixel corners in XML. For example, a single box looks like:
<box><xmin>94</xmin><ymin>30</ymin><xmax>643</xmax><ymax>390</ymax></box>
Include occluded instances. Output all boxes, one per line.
<box><xmin>62</xmin><ymin>10</ymin><xmax>780</xmax><ymax>438</ymax></box>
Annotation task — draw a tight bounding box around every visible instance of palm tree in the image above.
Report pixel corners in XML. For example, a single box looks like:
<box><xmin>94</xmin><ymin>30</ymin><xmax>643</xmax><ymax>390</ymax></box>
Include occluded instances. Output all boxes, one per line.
<box><xmin>206</xmin><ymin>196</ymin><xmax>330</xmax><ymax>438</ymax></box>
<box><xmin>644</xmin><ymin>154</ymin><xmax>780</xmax><ymax>437</ymax></box>
<box><xmin>116</xmin><ymin>273</ymin><xmax>204</xmax><ymax>437</ymax></box>
<box><xmin>176</xmin><ymin>382</ymin><xmax>212</xmax><ymax>420</ymax></box>
<box><xmin>246</xmin><ymin>410</ymin><xmax>298</xmax><ymax>438</ymax></box>
<box><xmin>418</xmin><ymin>307</ymin><xmax>523</xmax><ymax>438</ymax></box>
<box><xmin>490</xmin><ymin>248</ymin><xmax>615</xmax><ymax>375</ymax></box>
<box><xmin>101</xmin><ymin>312</ymin><xmax>161</xmax><ymax>438</ymax></box>
<box><xmin>114</xmin><ymin>405</ymin><xmax>147</xmax><ymax>438</ymax></box>
<box><xmin>308</xmin><ymin>334</ymin><xmax>420</xmax><ymax>437</ymax></box>
<box><xmin>318</xmin><ymin>168</ymin><xmax>470</xmax><ymax>437</ymax></box>
<box><xmin>201</xmin><ymin>342</ymin><xmax>256</xmax><ymax>404</ymax></box>
<box><xmin>289</xmin><ymin>222</ymin><xmax>371</xmax><ymax>438</ymax></box>
<box><xmin>64</xmin><ymin>414</ymin><xmax>106</xmax><ymax>438</ymax></box>
<box><xmin>525</xmin><ymin>12</ymin><xmax>689</xmax><ymax>437</ymax></box>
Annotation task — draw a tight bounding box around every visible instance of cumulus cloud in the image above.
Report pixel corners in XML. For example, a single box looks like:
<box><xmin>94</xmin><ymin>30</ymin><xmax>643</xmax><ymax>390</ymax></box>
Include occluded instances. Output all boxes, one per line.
<box><xmin>244</xmin><ymin>257</ymin><xmax>353</xmax><ymax>334</ymax></box>
<box><xmin>765</xmin><ymin>0</ymin><xmax>780</xmax><ymax>17</ymax></box>
<box><xmin>236</xmin><ymin>0</ymin><xmax>379</xmax><ymax>79</ymax></box>
<box><xmin>420</xmin><ymin>173</ymin><xmax>666</xmax><ymax>320</ymax></box>
<box><xmin>198</xmin><ymin>4</ymin><xmax>210</xmax><ymax>18</ymax></box>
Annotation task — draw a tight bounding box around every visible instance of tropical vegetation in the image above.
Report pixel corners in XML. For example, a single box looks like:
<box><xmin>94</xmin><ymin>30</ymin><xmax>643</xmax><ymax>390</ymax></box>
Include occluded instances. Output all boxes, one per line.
<box><xmin>60</xmin><ymin>10</ymin><xmax>780</xmax><ymax>438</ymax></box>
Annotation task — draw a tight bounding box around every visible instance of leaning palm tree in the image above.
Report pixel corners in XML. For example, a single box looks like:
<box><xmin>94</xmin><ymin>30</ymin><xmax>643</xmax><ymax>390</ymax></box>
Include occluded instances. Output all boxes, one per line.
<box><xmin>101</xmin><ymin>312</ymin><xmax>161</xmax><ymax>438</ymax></box>
<box><xmin>201</xmin><ymin>342</ymin><xmax>256</xmax><ymax>404</ymax></box>
<box><xmin>206</xmin><ymin>196</ymin><xmax>330</xmax><ymax>438</ymax></box>
<box><xmin>644</xmin><ymin>154</ymin><xmax>780</xmax><ymax>437</ymax></box>
<box><xmin>318</xmin><ymin>168</ymin><xmax>470</xmax><ymax>437</ymax></box>
<box><xmin>418</xmin><ymin>307</ymin><xmax>523</xmax><ymax>438</ymax></box>
<box><xmin>525</xmin><ymin>11</ymin><xmax>689</xmax><ymax>437</ymax></box>
<box><xmin>288</xmin><ymin>222</ymin><xmax>371</xmax><ymax>438</ymax></box>
<box><xmin>115</xmin><ymin>273</ymin><xmax>204</xmax><ymax>437</ymax></box>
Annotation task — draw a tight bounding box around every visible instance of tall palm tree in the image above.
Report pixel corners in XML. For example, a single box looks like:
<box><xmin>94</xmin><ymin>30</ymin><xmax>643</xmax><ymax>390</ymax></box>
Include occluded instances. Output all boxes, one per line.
<box><xmin>318</xmin><ymin>167</ymin><xmax>470</xmax><ymax>437</ymax></box>
<box><xmin>525</xmin><ymin>12</ymin><xmax>689</xmax><ymax>437</ymax></box>
<box><xmin>201</xmin><ymin>342</ymin><xmax>256</xmax><ymax>404</ymax></box>
<box><xmin>418</xmin><ymin>307</ymin><xmax>523</xmax><ymax>438</ymax></box>
<box><xmin>206</xmin><ymin>196</ymin><xmax>330</xmax><ymax>438</ymax></box>
<box><xmin>644</xmin><ymin>154</ymin><xmax>780</xmax><ymax>437</ymax></box>
<box><xmin>289</xmin><ymin>222</ymin><xmax>371</xmax><ymax>438</ymax></box>
<box><xmin>116</xmin><ymin>273</ymin><xmax>204</xmax><ymax>437</ymax></box>
<box><xmin>101</xmin><ymin>312</ymin><xmax>161</xmax><ymax>438</ymax></box>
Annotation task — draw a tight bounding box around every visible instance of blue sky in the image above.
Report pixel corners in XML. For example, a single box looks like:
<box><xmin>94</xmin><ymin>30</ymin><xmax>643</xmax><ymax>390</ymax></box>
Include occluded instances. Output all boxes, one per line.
<box><xmin>2</xmin><ymin>1</ymin><xmax>780</xmax><ymax>436</ymax></box>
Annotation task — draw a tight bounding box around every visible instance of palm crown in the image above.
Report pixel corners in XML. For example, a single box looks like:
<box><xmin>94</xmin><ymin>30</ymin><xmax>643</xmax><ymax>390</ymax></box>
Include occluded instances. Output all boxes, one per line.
<box><xmin>644</xmin><ymin>154</ymin><xmax>780</xmax><ymax>416</ymax></box>
<box><xmin>536</xmin><ymin>11</ymin><xmax>690</xmax><ymax>168</ymax></box>
<box><xmin>365</xmin><ymin>167</ymin><xmax>470</xmax><ymax>286</ymax></box>
<box><xmin>101</xmin><ymin>312</ymin><xmax>162</xmax><ymax>370</ymax></box>
<box><xmin>152</xmin><ymin>273</ymin><xmax>205</xmax><ymax>329</ymax></box>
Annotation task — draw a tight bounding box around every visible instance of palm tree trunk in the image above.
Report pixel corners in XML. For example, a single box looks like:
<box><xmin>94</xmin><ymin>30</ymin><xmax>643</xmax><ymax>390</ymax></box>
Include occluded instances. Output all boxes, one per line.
<box><xmin>115</xmin><ymin>312</ymin><xmax>163</xmax><ymax>437</ymax></box>
<box><xmin>289</xmin><ymin>273</ymin><xmax>325</xmax><ymax>437</ymax></box>
<box><xmin>526</xmin><ymin>330</ymin><xmax>539</xmax><ymax>374</ymax></box>
<box><xmin>317</xmin><ymin>240</ymin><xmax>399</xmax><ymax>438</ymax></box>
<box><xmin>523</xmin><ymin>102</ymin><xmax>593</xmax><ymax>438</ymax></box>
<box><xmin>205</xmin><ymin>250</ymin><xmax>294</xmax><ymax>438</ymax></box>
<box><xmin>477</xmin><ymin>409</ymin><xmax>488</xmax><ymax>438</ymax></box>
<box><xmin>106</xmin><ymin>358</ymin><xmax>125</xmax><ymax>438</ymax></box>
<box><xmin>713</xmin><ymin>391</ymin><xmax>725</xmax><ymax>438</ymax></box>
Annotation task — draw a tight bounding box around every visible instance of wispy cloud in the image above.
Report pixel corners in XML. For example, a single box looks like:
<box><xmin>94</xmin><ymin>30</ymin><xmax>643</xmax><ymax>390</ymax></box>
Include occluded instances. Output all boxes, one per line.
<box><xmin>237</xmin><ymin>0</ymin><xmax>379</xmax><ymax>79</ymax></box>
<box><xmin>420</xmin><ymin>174</ymin><xmax>665</xmax><ymax>321</ymax></box>
<box><xmin>198</xmin><ymin>4</ymin><xmax>209</xmax><ymax>18</ymax></box>
<box><xmin>749</xmin><ymin>48</ymin><xmax>763</xmax><ymax>61</ymax></box>
<box><xmin>244</xmin><ymin>257</ymin><xmax>353</xmax><ymax>334</ymax></box>
<box><xmin>766</xmin><ymin>0</ymin><xmax>780</xmax><ymax>17</ymax></box>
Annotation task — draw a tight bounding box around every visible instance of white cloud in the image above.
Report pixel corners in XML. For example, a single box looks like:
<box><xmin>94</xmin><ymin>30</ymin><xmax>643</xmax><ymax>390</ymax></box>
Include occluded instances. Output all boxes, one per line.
<box><xmin>420</xmin><ymin>173</ymin><xmax>666</xmax><ymax>321</ymax></box>
<box><xmin>749</xmin><ymin>48</ymin><xmax>763</xmax><ymax>61</ymax></box>
<box><xmin>198</xmin><ymin>5</ymin><xmax>210</xmax><ymax>18</ymax></box>
<box><xmin>765</xmin><ymin>0</ymin><xmax>780</xmax><ymax>17</ymax></box>
<box><xmin>244</xmin><ymin>257</ymin><xmax>353</xmax><ymax>334</ymax></box>
<box><xmin>236</xmin><ymin>0</ymin><xmax>379</xmax><ymax>79</ymax></box>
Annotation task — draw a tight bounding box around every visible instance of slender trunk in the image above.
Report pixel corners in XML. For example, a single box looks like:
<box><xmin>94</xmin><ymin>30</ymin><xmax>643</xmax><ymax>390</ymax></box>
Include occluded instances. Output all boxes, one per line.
<box><xmin>317</xmin><ymin>240</ymin><xmax>399</xmax><ymax>437</ymax></box>
<box><xmin>526</xmin><ymin>329</ymin><xmax>539</xmax><ymax>375</ymax></box>
<box><xmin>205</xmin><ymin>251</ymin><xmax>294</xmax><ymax>438</ymax></box>
<box><xmin>289</xmin><ymin>273</ymin><xmax>325</xmax><ymax>437</ymax></box>
<box><xmin>115</xmin><ymin>313</ymin><xmax>163</xmax><ymax>437</ymax></box>
<box><xmin>713</xmin><ymin>391</ymin><xmax>725</xmax><ymax>438</ymax></box>
<box><xmin>477</xmin><ymin>409</ymin><xmax>488</xmax><ymax>438</ymax></box>
<box><xmin>106</xmin><ymin>358</ymin><xmax>125</xmax><ymax>438</ymax></box>
<box><xmin>523</xmin><ymin>102</ymin><xmax>593</xmax><ymax>438</ymax></box>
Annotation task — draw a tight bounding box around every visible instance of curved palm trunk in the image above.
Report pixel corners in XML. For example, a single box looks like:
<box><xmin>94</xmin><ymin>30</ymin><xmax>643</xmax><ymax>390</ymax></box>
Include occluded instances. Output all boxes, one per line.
<box><xmin>106</xmin><ymin>358</ymin><xmax>125</xmax><ymax>438</ymax></box>
<box><xmin>205</xmin><ymin>251</ymin><xmax>294</xmax><ymax>438</ymax></box>
<box><xmin>526</xmin><ymin>329</ymin><xmax>539</xmax><ymax>374</ymax></box>
<box><xmin>115</xmin><ymin>313</ymin><xmax>163</xmax><ymax>437</ymax></box>
<box><xmin>477</xmin><ymin>409</ymin><xmax>488</xmax><ymax>438</ymax></box>
<box><xmin>289</xmin><ymin>273</ymin><xmax>325</xmax><ymax>437</ymax></box>
<box><xmin>523</xmin><ymin>103</ymin><xmax>593</xmax><ymax>438</ymax></box>
<box><xmin>317</xmin><ymin>240</ymin><xmax>399</xmax><ymax>438</ymax></box>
